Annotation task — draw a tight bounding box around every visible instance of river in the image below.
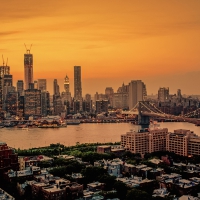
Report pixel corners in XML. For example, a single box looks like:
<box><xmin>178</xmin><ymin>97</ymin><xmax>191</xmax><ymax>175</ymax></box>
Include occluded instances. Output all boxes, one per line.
<box><xmin>0</xmin><ymin>122</ymin><xmax>200</xmax><ymax>149</ymax></box>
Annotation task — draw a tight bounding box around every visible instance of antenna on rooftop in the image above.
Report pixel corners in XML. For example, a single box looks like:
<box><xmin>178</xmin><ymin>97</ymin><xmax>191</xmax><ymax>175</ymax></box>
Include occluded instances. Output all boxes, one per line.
<box><xmin>24</xmin><ymin>43</ymin><xmax>32</xmax><ymax>54</ymax></box>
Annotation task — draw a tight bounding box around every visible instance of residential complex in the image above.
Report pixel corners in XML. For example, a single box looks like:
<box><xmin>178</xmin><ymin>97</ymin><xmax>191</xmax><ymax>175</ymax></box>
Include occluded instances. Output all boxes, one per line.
<box><xmin>121</xmin><ymin>128</ymin><xmax>200</xmax><ymax>157</ymax></box>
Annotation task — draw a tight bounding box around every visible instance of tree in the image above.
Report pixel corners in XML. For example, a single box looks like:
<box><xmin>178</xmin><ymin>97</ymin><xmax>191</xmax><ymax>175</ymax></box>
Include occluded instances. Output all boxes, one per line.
<box><xmin>81</xmin><ymin>166</ymin><xmax>107</xmax><ymax>183</ymax></box>
<box><xmin>99</xmin><ymin>175</ymin><xmax>116</xmax><ymax>190</ymax></box>
<box><xmin>113</xmin><ymin>181</ymin><xmax>128</xmax><ymax>200</ymax></box>
<box><xmin>126</xmin><ymin>188</ymin><xmax>151</xmax><ymax>200</ymax></box>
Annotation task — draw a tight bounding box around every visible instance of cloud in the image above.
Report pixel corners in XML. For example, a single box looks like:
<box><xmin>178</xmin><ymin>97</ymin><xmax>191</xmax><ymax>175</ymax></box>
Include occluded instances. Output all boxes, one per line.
<box><xmin>0</xmin><ymin>31</ymin><xmax>21</xmax><ymax>37</ymax></box>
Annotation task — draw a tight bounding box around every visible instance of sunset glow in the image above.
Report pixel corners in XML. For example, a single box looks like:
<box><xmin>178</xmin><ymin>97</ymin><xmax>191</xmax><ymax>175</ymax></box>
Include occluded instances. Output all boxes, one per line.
<box><xmin>1</xmin><ymin>0</ymin><xmax>200</xmax><ymax>95</ymax></box>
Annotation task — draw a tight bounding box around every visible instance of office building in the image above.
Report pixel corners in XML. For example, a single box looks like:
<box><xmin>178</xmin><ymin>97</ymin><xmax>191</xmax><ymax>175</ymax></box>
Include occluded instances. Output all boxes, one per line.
<box><xmin>73</xmin><ymin>100</ymin><xmax>81</xmax><ymax>114</ymax></box>
<box><xmin>24</xmin><ymin>89</ymin><xmax>41</xmax><ymax>118</ymax></box>
<box><xmin>41</xmin><ymin>91</ymin><xmax>50</xmax><ymax>116</ymax></box>
<box><xmin>64</xmin><ymin>74</ymin><xmax>70</xmax><ymax>93</ymax></box>
<box><xmin>158</xmin><ymin>87</ymin><xmax>169</xmax><ymax>102</ymax></box>
<box><xmin>18</xmin><ymin>96</ymin><xmax>24</xmax><ymax>118</ymax></box>
<box><xmin>38</xmin><ymin>79</ymin><xmax>47</xmax><ymax>91</ymax></box>
<box><xmin>24</xmin><ymin>47</ymin><xmax>33</xmax><ymax>90</ymax></box>
<box><xmin>5</xmin><ymin>91</ymin><xmax>18</xmax><ymax>116</ymax></box>
<box><xmin>96</xmin><ymin>100</ymin><xmax>108</xmax><ymax>114</ymax></box>
<box><xmin>53</xmin><ymin>79</ymin><xmax>60</xmax><ymax>96</ymax></box>
<box><xmin>0</xmin><ymin>65</ymin><xmax>10</xmax><ymax>110</ymax></box>
<box><xmin>34</xmin><ymin>80</ymin><xmax>38</xmax><ymax>89</ymax></box>
<box><xmin>128</xmin><ymin>80</ymin><xmax>147</xmax><ymax>109</ymax></box>
<box><xmin>17</xmin><ymin>80</ymin><xmax>24</xmax><ymax>96</ymax></box>
<box><xmin>105</xmin><ymin>87</ymin><xmax>114</xmax><ymax>106</ymax></box>
<box><xmin>53</xmin><ymin>79</ymin><xmax>63</xmax><ymax>115</ymax></box>
<box><xmin>82</xmin><ymin>100</ymin><xmax>92</xmax><ymax>113</ymax></box>
<box><xmin>74</xmin><ymin>66</ymin><xmax>82</xmax><ymax>101</ymax></box>
<box><xmin>62</xmin><ymin>75</ymin><xmax>71</xmax><ymax>103</ymax></box>
<box><xmin>177</xmin><ymin>89</ymin><xmax>182</xmax><ymax>99</ymax></box>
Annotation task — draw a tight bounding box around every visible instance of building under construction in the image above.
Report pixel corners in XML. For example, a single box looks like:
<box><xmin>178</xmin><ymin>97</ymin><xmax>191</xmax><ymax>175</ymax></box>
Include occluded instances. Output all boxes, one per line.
<box><xmin>24</xmin><ymin>44</ymin><xmax>33</xmax><ymax>90</ymax></box>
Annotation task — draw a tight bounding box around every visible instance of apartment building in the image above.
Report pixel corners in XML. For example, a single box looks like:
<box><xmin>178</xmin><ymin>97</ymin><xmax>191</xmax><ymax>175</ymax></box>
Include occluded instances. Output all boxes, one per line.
<box><xmin>166</xmin><ymin>129</ymin><xmax>193</xmax><ymax>156</ymax></box>
<box><xmin>188</xmin><ymin>136</ymin><xmax>200</xmax><ymax>156</ymax></box>
<box><xmin>121</xmin><ymin>128</ymin><xmax>200</xmax><ymax>157</ymax></box>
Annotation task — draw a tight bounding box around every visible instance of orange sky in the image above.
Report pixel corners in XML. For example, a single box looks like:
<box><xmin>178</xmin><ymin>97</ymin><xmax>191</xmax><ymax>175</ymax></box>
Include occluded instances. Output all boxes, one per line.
<box><xmin>1</xmin><ymin>0</ymin><xmax>200</xmax><ymax>95</ymax></box>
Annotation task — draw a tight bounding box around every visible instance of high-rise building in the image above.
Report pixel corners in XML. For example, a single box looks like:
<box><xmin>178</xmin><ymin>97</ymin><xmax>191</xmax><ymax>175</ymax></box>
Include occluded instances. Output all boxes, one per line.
<box><xmin>158</xmin><ymin>87</ymin><xmax>169</xmax><ymax>102</ymax></box>
<box><xmin>24</xmin><ymin>89</ymin><xmax>41</xmax><ymax>118</ymax></box>
<box><xmin>105</xmin><ymin>87</ymin><xmax>114</xmax><ymax>106</ymax></box>
<box><xmin>74</xmin><ymin>66</ymin><xmax>82</xmax><ymax>101</ymax></box>
<box><xmin>96</xmin><ymin>100</ymin><xmax>108</xmax><ymax>114</ymax></box>
<box><xmin>5</xmin><ymin>91</ymin><xmax>18</xmax><ymax>116</ymax></box>
<box><xmin>24</xmin><ymin>47</ymin><xmax>33</xmax><ymax>90</ymax></box>
<box><xmin>34</xmin><ymin>80</ymin><xmax>38</xmax><ymax>89</ymax></box>
<box><xmin>62</xmin><ymin>75</ymin><xmax>71</xmax><ymax>103</ymax></box>
<box><xmin>53</xmin><ymin>79</ymin><xmax>60</xmax><ymax>96</ymax></box>
<box><xmin>17</xmin><ymin>80</ymin><xmax>24</xmax><ymax>96</ymax></box>
<box><xmin>53</xmin><ymin>79</ymin><xmax>63</xmax><ymax>115</ymax></box>
<box><xmin>18</xmin><ymin>96</ymin><xmax>24</xmax><ymax>118</ymax></box>
<box><xmin>0</xmin><ymin>65</ymin><xmax>10</xmax><ymax>110</ymax></box>
<box><xmin>38</xmin><ymin>79</ymin><xmax>47</xmax><ymax>91</ymax></box>
<box><xmin>41</xmin><ymin>91</ymin><xmax>50</xmax><ymax>116</ymax></box>
<box><xmin>128</xmin><ymin>80</ymin><xmax>147</xmax><ymax>109</ymax></box>
<box><xmin>177</xmin><ymin>89</ymin><xmax>182</xmax><ymax>99</ymax></box>
<box><xmin>113</xmin><ymin>83</ymin><xmax>129</xmax><ymax>109</ymax></box>
<box><xmin>64</xmin><ymin>75</ymin><xmax>70</xmax><ymax>93</ymax></box>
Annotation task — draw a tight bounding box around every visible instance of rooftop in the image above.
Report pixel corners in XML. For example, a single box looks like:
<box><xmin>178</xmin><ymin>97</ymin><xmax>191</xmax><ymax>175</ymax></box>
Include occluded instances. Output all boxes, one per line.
<box><xmin>0</xmin><ymin>188</ymin><xmax>15</xmax><ymax>200</ymax></box>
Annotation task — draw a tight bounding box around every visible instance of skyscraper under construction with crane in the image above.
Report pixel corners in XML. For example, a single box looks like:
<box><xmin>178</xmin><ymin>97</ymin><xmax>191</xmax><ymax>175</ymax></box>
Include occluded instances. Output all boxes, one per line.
<box><xmin>24</xmin><ymin>44</ymin><xmax>33</xmax><ymax>90</ymax></box>
<box><xmin>0</xmin><ymin>55</ymin><xmax>10</xmax><ymax>110</ymax></box>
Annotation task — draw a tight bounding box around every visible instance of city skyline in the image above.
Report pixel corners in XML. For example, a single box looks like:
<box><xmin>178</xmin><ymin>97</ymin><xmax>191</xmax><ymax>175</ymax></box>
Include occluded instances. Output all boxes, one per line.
<box><xmin>1</xmin><ymin>0</ymin><xmax>200</xmax><ymax>95</ymax></box>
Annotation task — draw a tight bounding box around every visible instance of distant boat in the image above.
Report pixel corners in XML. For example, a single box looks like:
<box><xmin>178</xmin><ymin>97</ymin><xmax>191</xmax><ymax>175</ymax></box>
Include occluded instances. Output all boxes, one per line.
<box><xmin>66</xmin><ymin>120</ymin><xmax>80</xmax><ymax>125</ymax></box>
<box><xmin>22</xmin><ymin>127</ymin><xmax>29</xmax><ymax>131</ymax></box>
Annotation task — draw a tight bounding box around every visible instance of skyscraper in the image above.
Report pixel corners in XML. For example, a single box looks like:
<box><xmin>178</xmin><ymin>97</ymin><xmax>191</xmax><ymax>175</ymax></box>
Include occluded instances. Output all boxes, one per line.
<box><xmin>38</xmin><ymin>79</ymin><xmax>47</xmax><ymax>91</ymax></box>
<box><xmin>158</xmin><ymin>87</ymin><xmax>169</xmax><ymax>102</ymax></box>
<box><xmin>53</xmin><ymin>79</ymin><xmax>60</xmax><ymax>96</ymax></box>
<box><xmin>24</xmin><ymin>88</ymin><xmax>41</xmax><ymax>118</ymax></box>
<box><xmin>0</xmin><ymin>65</ymin><xmax>10</xmax><ymax>110</ymax></box>
<box><xmin>24</xmin><ymin>46</ymin><xmax>33</xmax><ymax>90</ymax></box>
<box><xmin>64</xmin><ymin>75</ymin><xmax>70</xmax><ymax>93</ymax></box>
<box><xmin>17</xmin><ymin>80</ymin><xmax>24</xmax><ymax>96</ymax></box>
<box><xmin>74</xmin><ymin>66</ymin><xmax>82</xmax><ymax>101</ymax></box>
<box><xmin>128</xmin><ymin>80</ymin><xmax>147</xmax><ymax>109</ymax></box>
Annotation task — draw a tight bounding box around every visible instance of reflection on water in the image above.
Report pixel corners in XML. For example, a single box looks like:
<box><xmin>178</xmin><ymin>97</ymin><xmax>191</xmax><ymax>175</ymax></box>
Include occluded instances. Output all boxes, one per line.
<box><xmin>0</xmin><ymin>122</ymin><xmax>200</xmax><ymax>149</ymax></box>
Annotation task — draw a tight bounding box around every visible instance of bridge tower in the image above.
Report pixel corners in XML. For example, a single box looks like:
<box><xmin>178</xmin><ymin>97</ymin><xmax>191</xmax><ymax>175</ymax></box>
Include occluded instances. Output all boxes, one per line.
<box><xmin>137</xmin><ymin>101</ymin><xmax>150</xmax><ymax>129</ymax></box>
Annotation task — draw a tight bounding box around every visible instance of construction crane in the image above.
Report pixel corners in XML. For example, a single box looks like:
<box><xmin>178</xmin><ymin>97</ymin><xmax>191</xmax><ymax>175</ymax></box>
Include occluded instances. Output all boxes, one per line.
<box><xmin>24</xmin><ymin>43</ymin><xmax>32</xmax><ymax>54</ymax></box>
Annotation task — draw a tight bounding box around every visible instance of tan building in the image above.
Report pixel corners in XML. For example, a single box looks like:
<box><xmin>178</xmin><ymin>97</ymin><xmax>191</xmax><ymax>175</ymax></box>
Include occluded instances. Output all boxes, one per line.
<box><xmin>122</xmin><ymin>128</ymin><xmax>200</xmax><ymax>157</ymax></box>
<box><xmin>149</xmin><ymin>128</ymin><xmax>168</xmax><ymax>153</ymax></box>
<box><xmin>188</xmin><ymin>136</ymin><xmax>200</xmax><ymax>156</ymax></box>
<box><xmin>121</xmin><ymin>128</ymin><xmax>168</xmax><ymax>155</ymax></box>
<box><xmin>166</xmin><ymin>129</ymin><xmax>194</xmax><ymax>156</ymax></box>
<box><xmin>121</xmin><ymin>130</ymin><xmax>149</xmax><ymax>155</ymax></box>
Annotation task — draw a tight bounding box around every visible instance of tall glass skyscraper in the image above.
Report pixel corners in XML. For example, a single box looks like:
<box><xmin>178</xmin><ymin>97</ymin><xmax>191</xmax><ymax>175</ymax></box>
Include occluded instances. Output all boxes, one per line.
<box><xmin>24</xmin><ymin>49</ymin><xmax>33</xmax><ymax>90</ymax></box>
<box><xmin>74</xmin><ymin>66</ymin><xmax>82</xmax><ymax>101</ymax></box>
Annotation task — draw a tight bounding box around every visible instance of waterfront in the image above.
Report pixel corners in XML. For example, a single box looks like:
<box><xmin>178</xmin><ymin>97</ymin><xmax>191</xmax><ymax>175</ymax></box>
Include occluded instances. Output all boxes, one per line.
<box><xmin>1</xmin><ymin>122</ymin><xmax>200</xmax><ymax>149</ymax></box>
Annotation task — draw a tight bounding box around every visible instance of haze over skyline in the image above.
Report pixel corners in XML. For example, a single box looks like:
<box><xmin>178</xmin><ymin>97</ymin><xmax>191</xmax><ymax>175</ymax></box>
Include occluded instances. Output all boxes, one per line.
<box><xmin>1</xmin><ymin>0</ymin><xmax>200</xmax><ymax>95</ymax></box>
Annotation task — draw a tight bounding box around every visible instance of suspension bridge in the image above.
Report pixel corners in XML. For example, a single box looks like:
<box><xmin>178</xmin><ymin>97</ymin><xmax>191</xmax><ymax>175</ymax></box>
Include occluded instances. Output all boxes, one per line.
<box><xmin>122</xmin><ymin>101</ymin><xmax>200</xmax><ymax>127</ymax></box>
